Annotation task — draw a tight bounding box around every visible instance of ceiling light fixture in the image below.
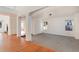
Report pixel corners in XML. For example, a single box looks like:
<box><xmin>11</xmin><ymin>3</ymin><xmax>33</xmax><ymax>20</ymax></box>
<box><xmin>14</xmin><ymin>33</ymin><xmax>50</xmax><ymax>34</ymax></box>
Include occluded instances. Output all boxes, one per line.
<box><xmin>49</xmin><ymin>13</ymin><xmax>52</xmax><ymax>16</ymax></box>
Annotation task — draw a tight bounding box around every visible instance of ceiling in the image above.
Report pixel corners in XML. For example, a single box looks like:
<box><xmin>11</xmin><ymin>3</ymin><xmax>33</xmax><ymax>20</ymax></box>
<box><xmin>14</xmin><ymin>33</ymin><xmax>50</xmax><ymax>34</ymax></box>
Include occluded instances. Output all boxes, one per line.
<box><xmin>0</xmin><ymin>6</ymin><xmax>79</xmax><ymax>17</ymax></box>
<box><xmin>31</xmin><ymin>6</ymin><xmax>79</xmax><ymax>18</ymax></box>
<box><xmin>5</xmin><ymin>6</ymin><xmax>45</xmax><ymax>15</ymax></box>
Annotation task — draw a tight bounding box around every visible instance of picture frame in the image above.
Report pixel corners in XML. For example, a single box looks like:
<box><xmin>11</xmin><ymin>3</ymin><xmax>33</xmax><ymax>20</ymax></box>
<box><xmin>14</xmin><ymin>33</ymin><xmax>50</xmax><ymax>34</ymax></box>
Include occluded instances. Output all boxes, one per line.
<box><xmin>65</xmin><ymin>20</ymin><xmax>72</xmax><ymax>31</ymax></box>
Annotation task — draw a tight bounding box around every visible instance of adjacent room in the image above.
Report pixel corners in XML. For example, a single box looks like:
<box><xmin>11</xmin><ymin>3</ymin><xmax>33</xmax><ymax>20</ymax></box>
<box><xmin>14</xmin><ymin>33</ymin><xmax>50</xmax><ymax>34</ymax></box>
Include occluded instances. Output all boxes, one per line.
<box><xmin>31</xmin><ymin>6</ymin><xmax>79</xmax><ymax>52</ymax></box>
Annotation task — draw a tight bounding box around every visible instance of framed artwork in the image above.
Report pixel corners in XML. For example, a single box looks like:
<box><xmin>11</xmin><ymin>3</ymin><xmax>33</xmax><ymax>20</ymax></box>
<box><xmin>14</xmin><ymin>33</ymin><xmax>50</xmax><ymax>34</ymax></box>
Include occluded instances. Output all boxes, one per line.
<box><xmin>43</xmin><ymin>21</ymin><xmax>48</xmax><ymax>26</ymax></box>
<box><xmin>0</xmin><ymin>21</ymin><xmax>2</xmax><ymax>28</ymax></box>
<box><xmin>42</xmin><ymin>21</ymin><xmax>48</xmax><ymax>31</ymax></box>
<box><xmin>65</xmin><ymin>20</ymin><xmax>72</xmax><ymax>31</ymax></box>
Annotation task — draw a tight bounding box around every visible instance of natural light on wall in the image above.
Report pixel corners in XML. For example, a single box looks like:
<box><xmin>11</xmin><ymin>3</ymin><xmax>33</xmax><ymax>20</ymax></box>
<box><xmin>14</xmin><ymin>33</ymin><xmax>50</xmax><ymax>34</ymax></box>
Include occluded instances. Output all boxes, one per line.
<box><xmin>41</xmin><ymin>20</ymin><xmax>48</xmax><ymax>32</ymax></box>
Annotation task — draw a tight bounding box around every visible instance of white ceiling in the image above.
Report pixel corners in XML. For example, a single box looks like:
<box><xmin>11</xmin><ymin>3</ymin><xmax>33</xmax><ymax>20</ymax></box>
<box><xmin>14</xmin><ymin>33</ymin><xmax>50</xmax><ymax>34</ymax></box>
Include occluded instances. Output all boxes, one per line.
<box><xmin>1</xmin><ymin>6</ymin><xmax>79</xmax><ymax>17</ymax></box>
<box><xmin>31</xmin><ymin>6</ymin><xmax>79</xmax><ymax>18</ymax></box>
<box><xmin>5</xmin><ymin>6</ymin><xmax>45</xmax><ymax>15</ymax></box>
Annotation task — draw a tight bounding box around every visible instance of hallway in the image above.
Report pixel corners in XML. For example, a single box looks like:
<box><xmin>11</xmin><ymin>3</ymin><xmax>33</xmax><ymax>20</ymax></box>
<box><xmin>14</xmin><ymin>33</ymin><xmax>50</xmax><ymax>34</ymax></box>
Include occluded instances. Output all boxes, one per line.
<box><xmin>0</xmin><ymin>33</ymin><xmax>55</xmax><ymax>52</ymax></box>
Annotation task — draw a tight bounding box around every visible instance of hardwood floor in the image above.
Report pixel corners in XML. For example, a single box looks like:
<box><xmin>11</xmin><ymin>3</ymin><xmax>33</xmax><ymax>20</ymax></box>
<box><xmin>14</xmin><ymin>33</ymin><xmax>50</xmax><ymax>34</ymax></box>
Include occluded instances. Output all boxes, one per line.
<box><xmin>0</xmin><ymin>33</ymin><xmax>55</xmax><ymax>52</ymax></box>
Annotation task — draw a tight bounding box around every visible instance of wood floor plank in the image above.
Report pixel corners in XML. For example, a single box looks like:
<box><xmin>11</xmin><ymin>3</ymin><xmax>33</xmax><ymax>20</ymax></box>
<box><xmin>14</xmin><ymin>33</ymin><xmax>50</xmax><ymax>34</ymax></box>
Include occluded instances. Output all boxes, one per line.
<box><xmin>0</xmin><ymin>33</ymin><xmax>55</xmax><ymax>52</ymax></box>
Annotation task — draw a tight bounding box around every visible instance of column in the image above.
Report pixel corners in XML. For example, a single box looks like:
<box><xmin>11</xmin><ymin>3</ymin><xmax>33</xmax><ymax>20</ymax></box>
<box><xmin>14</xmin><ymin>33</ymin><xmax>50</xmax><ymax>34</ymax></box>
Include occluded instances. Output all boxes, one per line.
<box><xmin>8</xmin><ymin>15</ymin><xmax>17</xmax><ymax>35</ymax></box>
<box><xmin>24</xmin><ymin>13</ymin><xmax>32</xmax><ymax>41</ymax></box>
<box><xmin>74</xmin><ymin>13</ymin><xmax>79</xmax><ymax>39</ymax></box>
<box><xmin>17</xmin><ymin>16</ymin><xmax>21</xmax><ymax>37</ymax></box>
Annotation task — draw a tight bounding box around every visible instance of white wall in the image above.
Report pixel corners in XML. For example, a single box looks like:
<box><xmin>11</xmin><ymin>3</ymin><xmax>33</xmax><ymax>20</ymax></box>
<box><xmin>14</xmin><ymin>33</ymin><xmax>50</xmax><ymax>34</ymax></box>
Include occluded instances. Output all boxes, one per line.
<box><xmin>32</xmin><ymin>15</ymin><xmax>74</xmax><ymax>37</ymax></box>
<box><xmin>9</xmin><ymin>15</ymin><xmax>17</xmax><ymax>35</ymax></box>
<box><xmin>32</xmin><ymin>17</ymin><xmax>43</xmax><ymax>35</ymax></box>
<box><xmin>0</xmin><ymin>15</ymin><xmax>9</xmax><ymax>33</ymax></box>
<box><xmin>73</xmin><ymin>13</ymin><xmax>79</xmax><ymax>39</ymax></box>
<box><xmin>31</xmin><ymin>7</ymin><xmax>79</xmax><ymax>37</ymax></box>
<box><xmin>45</xmin><ymin>16</ymin><xmax>74</xmax><ymax>37</ymax></box>
<box><xmin>0</xmin><ymin>7</ymin><xmax>17</xmax><ymax>35</ymax></box>
<box><xmin>32</xmin><ymin>12</ymin><xmax>75</xmax><ymax>36</ymax></box>
<box><xmin>0</xmin><ymin>15</ymin><xmax>17</xmax><ymax>35</ymax></box>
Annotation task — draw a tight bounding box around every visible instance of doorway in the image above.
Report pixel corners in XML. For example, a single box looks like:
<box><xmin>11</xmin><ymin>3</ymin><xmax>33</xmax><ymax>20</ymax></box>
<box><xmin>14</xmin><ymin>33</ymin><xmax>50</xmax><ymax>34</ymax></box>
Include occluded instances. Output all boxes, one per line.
<box><xmin>21</xmin><ymin>19</ymin><xmax>26</xmax><ymax>37</ymax></box>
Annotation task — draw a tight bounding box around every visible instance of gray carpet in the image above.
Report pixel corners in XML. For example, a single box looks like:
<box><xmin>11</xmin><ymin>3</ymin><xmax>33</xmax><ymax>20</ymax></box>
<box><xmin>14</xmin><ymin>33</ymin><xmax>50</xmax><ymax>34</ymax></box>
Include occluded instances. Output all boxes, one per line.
<box><xmin>32</xmin><ymin>33</ymin><xmax>79</xmax><ymax>52</ymax></box>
